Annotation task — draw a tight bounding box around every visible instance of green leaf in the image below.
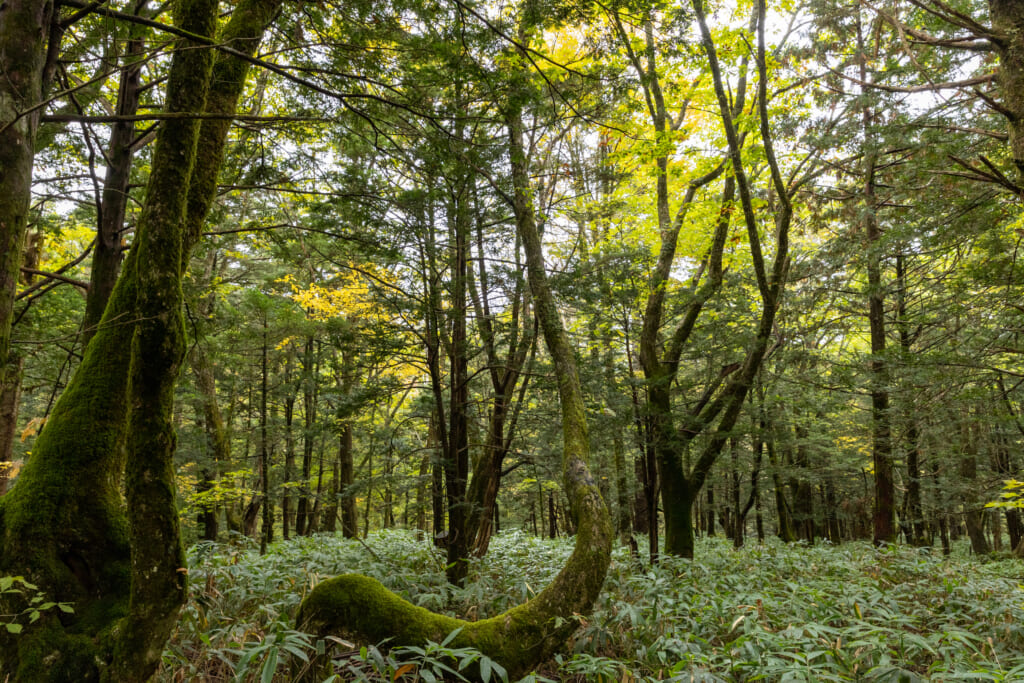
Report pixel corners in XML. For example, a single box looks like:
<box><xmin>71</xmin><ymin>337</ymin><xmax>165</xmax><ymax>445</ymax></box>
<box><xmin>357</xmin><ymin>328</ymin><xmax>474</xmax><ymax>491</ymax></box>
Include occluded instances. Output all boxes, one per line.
<box><xmin>260</xmin><ymin>647</ymin><xmax>278</xmax><ymax>683</ymax></box>
<box><xmin>5</xmin><ymin>623</ymin><xmax>23</xmax><ymax>634</ymax></box>
<box><xmin>440</xmin><ymin>626</ymin><xmax>464</xmax><ymax>647</ymax></box>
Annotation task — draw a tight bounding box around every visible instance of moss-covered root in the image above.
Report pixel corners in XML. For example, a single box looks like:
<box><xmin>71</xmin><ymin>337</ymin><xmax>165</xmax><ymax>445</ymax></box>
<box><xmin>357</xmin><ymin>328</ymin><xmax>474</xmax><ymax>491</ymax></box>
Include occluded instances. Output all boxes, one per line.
<box><xmin>297</xmin><ymin>481</ymin><xmax>611</xmax><ymax>680</ymax></box>
<box><xmin>298</xmin><ymin>463</ymin><xmax>611</xmax><ymax>680</ymax></box>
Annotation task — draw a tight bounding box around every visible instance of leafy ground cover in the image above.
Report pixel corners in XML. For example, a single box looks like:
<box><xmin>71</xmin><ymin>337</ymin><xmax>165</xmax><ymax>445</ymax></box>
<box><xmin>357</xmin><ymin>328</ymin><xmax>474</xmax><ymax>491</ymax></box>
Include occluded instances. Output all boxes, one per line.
<box><xmin>158</xmin><ymin>530</ymin><xmax>1024</xmax><ymax>682</ymax></box>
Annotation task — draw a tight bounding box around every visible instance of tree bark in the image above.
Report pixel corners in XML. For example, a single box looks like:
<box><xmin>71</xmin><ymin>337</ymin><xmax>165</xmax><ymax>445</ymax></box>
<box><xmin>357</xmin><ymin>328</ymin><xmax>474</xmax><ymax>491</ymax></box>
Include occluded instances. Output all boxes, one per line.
<box><xmin>259</xmin><ymin>317</ymin><xmax>272</xmax><ymax>555</ymax></box>
<box><xmin>766</xmin><ymin>417</ymin><xmax>797</xmax><ymax>542</ymax></box>
<box><xmin>0</xmin><ymin>354</ymin><xmax>22</xmax><ymax>496</ymax></box>
<box><xmin>990</xmin><ymin>1</ymin><xmax>1024</xmax><ymax>178</ymax></box>
<box><xmin>0</xmin><ymin>0</ymin><xmax>55</xmax><ymax>475</ymax></box>
<box><xmin>282</xmin><ymin>356</ymin><xmax>296</xmax><ymax>540</ymax></box>
<box><xmin>296</xmin><ymin>336</ymin><xmax>316</xmax><ymax>535</ymax></box>
<box><xmin>81</xmin><ymin>1</ymin><xmax>149</xmax><ymax>346</ymax></box>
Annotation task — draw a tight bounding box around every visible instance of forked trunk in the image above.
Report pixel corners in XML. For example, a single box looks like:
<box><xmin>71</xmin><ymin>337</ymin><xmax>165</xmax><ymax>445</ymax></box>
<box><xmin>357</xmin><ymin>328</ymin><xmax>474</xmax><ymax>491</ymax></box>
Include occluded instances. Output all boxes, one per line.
<box><xmin>0</xmin><ymin>1</ymin><xmax>281</xmax><ymax>677</ymax></box>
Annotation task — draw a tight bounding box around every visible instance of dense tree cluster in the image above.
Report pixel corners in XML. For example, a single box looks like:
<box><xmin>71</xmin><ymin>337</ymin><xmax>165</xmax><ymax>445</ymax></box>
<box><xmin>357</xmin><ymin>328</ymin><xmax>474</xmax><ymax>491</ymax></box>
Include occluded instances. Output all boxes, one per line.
<box><xmin>1</xmin><ymin>0</ymin><xmax>1022</xmax><ymax>678</ymax></box>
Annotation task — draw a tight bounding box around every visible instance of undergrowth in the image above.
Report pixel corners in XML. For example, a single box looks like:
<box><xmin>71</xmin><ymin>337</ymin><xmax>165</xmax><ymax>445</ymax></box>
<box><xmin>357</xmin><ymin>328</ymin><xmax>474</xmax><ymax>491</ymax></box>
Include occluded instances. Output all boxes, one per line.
<box><xmin>157</xmin><ymin>530</ymin><xmax>1024</xmax><ymax>682</ymax></box>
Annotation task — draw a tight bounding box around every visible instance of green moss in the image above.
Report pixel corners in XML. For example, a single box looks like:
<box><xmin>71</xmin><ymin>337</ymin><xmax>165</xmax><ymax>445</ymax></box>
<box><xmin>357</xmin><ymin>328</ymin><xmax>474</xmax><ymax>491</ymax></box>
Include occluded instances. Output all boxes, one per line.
<box><xmin>14</xmin><ymin>629</ymin><xmax>99</xmax><ymax>683</ymax></box>
<box><xmin>298</xmin><ymin>574</ymin><xmax>461</xmax><ymax>644</ymax></box>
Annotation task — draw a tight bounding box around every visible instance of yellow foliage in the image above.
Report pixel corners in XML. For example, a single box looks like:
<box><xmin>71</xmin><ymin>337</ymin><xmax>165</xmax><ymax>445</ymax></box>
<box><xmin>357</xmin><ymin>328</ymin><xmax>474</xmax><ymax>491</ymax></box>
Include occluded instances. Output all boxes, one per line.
<box><xmin>20</xmin><ymin>417</ymin><xmax>45</xmax><ymax>443</ymax></box>
<box><xmin>42</xmin><ymin>221</ymin><xmax>93</xmax><ymax>267</ymax></box>
<box><xmin>277</xmin><ymin>266</ymin><xmax>387</xmax><ymax>322</ymax></box>
<box><xmin>987</xmin><ymin>479</ymin><xmax>1024</xmax><ymax>509</ymax></box>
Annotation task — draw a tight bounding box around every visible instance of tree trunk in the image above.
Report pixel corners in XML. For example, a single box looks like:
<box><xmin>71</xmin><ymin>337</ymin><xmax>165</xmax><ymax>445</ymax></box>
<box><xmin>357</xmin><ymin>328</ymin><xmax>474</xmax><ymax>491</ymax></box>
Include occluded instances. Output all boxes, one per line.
<box><xmin>259</xmin><ymin>316</ymin><xmax>271</xmax><ymax>555</ymax></box>
<box><xmin>735</xmin><ymin>427</ymin><xmax>762</xmax><ymax>549</ymax></box>
<box><xmin>990</xmin><ymin>0</ymin><xmax>1024</xmax><ymax>178</ymax></box>
<box><xmin>443</xmin><ymin>133</ymin><xmax>471</xmax><ymax>584</ymax></box>
<box><xmin>431</xmin><ymin>416</ymin><xmax>445</xmax><ymax>548</ymax></box>
<box><xmin>297</xmin><ymin>85</ymin><xmax>612</xmax><ymax>682</ymax></box>
<box><xmin>81</xmin><ymin>1</ymin><xmax>147</xmax><ymax>347</ymax></box>
<box><xmin>296</xmin><ymin>335</ymin><xmax>316</xmax><ymax>535</ymax></box>
<box><xmin>960</xmin><ymin>433</ymin><xmax>990</xmax><ymax>556</ymax></box>
<box><xmin>333</xmin><ymin>422</ymin><xmax>354</xmax><ymax>538</ymax></box>
<box><xmin>0</xmin><ymin>354</ymin><xmax>22</xmax><ymax>496</ymax></box>
<box><xmin>324</xmin><ymin>443</ymin><xmax>339</xmax><ymax>533</ymax></box>
<box><xmin>766</xmin><ymin>426</ymin><xmax>797</xmax><ymax>542</ymax></box>
<box><xmin>853</xmin><ymin>12</ymin><xmax>896</xmax><ymax>546</ymax></box>
<box><xmin>415</xmin><ymin>454</ymin><xmax>429</xmax><ymax>539</ymax></box>
<box><xmin>0</xmin><ymin>1</ymin><xmax>280</xmax><ymax>677</ymax></box>
<box><xmin>282</xmin><ymin>359</ymin><xmax>296</xmax><ymax>541</ymax></box>
<box><xmin>792</xmin><ymin>416</ymin><xmax>816</xmax><ymax>543</ymax></box>
<box><xmin>705</xmin><ymin>483</ymin><xmax>716</xmax><ymax>537</ymax></box>
<box><xmin>0</xmin><ymin>1</ymin><xmax>53</xmax><ymax>460</ymax></box>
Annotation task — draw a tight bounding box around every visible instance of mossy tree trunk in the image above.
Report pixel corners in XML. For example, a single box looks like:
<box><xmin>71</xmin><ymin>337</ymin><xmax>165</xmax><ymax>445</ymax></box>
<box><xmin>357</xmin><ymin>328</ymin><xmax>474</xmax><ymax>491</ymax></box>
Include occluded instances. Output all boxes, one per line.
<box><xmin>0</xmin><ymin>0</ymin><xmax>55</xmax><ymax>488</ymax></box>
<box><xmin>0</xmin><ymin>0</ymin><xmax>280</xmax><ymax>678</ymax></box>
<box><xmin>990</xmin><ymin>0</ymin><xmax>1024</xmax><ymax>180</ymax></box>
<box><xmin>296</xmin><ymin>71</ymin><xmax>613</xmax><ymax>681</ymax></box>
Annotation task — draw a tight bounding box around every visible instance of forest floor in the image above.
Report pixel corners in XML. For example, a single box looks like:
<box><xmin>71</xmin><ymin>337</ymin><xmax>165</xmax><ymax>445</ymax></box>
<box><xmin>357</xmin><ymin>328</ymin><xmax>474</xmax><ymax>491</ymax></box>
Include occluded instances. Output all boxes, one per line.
<box><xmin>158</xmin><ymin>529</ymin><xmax>1024</xmax><ymax>682</ymax></box>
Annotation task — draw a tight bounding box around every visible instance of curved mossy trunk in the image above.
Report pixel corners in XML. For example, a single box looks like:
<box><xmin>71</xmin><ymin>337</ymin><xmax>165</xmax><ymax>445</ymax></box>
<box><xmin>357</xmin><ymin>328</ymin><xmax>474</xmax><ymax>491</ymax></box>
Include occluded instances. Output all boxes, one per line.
<box><xmin>297</xmin><ymin>97</ymin><xmax>612</xmax><ymax>681</ymax></box>
<box><xmin>0</xmin><ymin>1</ymin><xmax>280</xmax><ymax>678</ymax></box>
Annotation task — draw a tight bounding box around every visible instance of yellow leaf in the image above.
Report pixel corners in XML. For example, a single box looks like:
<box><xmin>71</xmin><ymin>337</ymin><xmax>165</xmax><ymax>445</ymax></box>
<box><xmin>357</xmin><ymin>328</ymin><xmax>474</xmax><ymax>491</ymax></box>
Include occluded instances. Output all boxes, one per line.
<box><xmin>20</xmin><ymin>417</ymin><xmax>45</xmax><ymax>442</ymax></box>
<box><xmin>393</xmin><ymin>663</ymin><xmax>415</xmax><ymax>680</ymax></box>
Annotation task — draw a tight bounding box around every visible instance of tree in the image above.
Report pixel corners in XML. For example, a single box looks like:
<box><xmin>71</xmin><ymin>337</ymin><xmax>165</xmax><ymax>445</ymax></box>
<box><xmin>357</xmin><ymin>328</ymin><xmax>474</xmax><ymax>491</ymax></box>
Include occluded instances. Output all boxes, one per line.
<box><xmin>0</xmin><ymin>0</ymin><xmax>280</xmax><ymax>677</ymax></box>
<box><xmin>601</xmin><ymin>0</ymin><xmax>803</xmax><ymax>558</ymax></box>
<box><xmin>294</xmin><ymin>17</ymin><xmax>614</xmax><ymax>676</ymax></box>
<box><xmin>0</xmin><ymin>0</ymin><xmax>56</xmax><ymax>497</ymax></box>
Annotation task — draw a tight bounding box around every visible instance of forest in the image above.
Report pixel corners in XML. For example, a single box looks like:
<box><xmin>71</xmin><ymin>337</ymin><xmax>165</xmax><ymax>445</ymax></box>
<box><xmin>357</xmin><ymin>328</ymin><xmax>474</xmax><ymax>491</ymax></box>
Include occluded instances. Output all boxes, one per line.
<box><xmin>2</xmin><ymin>0</ymin><xmax>1024</xmax><ymax>680</ymax></box>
